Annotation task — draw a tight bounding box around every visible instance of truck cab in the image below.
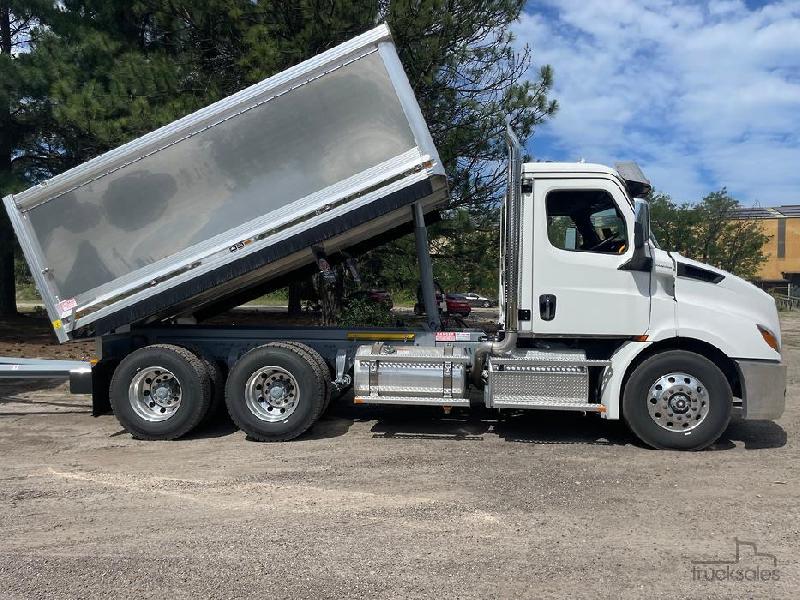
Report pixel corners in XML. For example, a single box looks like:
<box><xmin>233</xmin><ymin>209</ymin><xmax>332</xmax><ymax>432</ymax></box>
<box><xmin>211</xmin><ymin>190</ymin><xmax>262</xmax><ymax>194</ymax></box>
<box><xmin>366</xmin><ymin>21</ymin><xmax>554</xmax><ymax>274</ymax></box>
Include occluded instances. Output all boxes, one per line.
<box><xmin>486</xmin><ymin>156</ymin><xmax>786</xmax><ymax>447</ymax></box>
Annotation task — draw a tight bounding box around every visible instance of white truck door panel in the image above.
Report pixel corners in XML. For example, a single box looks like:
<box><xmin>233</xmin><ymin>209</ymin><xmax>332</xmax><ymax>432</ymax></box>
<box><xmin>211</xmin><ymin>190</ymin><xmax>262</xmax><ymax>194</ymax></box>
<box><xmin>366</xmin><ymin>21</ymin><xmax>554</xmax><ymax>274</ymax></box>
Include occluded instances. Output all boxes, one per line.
<box><xmin>529</xmin><ymin>178</ymin><xmax>650</xmax><ymax>336</ymax></box>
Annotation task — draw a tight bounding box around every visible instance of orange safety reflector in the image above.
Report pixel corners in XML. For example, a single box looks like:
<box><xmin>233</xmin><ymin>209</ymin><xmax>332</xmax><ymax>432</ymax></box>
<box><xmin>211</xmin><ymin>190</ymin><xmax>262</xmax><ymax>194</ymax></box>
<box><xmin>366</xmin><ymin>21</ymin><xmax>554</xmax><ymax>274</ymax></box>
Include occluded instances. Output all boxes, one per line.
<box><xmin>353</xmin><ymin>397</ymin><xmax>365</xmax><ymax>404</ymax></box>
<box><xmin>632</xmin><ymin>335</ymin><xmax>649</xmax><ymax>342</ymax></box>
<box><xmin>89</xmin><ymin>358</ymin><xmax>99</xmax><ymax>366</ymax></box>
<box><xmin>597</xmin><ymin>405</ymin><xmax>607</xmax><ymax>413</ymax></box>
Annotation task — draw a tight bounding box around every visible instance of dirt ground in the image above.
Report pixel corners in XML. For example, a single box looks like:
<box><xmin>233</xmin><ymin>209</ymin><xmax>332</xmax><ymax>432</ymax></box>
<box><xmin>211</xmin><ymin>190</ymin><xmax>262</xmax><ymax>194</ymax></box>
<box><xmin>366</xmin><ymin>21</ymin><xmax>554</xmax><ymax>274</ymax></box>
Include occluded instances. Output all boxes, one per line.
<box><xmin>0</xmin><ymin>313</ymin><xmax>798</xmax><ymax>599</ymax></box>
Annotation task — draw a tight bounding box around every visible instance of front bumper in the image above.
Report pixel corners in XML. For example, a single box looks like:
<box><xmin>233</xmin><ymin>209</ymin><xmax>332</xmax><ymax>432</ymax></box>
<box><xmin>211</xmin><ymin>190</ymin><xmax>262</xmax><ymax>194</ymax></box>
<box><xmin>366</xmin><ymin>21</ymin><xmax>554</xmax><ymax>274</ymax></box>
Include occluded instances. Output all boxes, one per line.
<box><xmin>736</xmin><ymin>359</ymin><xmax>786</xmax><ymax>420</ymax></box>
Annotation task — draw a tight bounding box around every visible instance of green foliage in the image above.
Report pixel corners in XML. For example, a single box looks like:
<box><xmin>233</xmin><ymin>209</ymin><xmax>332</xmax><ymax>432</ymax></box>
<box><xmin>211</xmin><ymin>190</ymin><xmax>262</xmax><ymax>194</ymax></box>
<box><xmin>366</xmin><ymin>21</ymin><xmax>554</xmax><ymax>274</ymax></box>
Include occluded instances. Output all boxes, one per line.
<box><xmin>338</xmin><ymin>296</ymin><xmax>394</xmax><ymax>328</ymax></box>
<box><xmin>648</xmin><ymin>189</ymin><xmax>770</xmax><ymax>280</ymax></box>
<box><xmin>388</xmin><ymin>288</ymin><xmax>418</xmax><ymax>308</ymax></box>
<box><xmin>357</xmin><ymin>210</ymin><xmax>500</xmax><ymax>298</ymax></box>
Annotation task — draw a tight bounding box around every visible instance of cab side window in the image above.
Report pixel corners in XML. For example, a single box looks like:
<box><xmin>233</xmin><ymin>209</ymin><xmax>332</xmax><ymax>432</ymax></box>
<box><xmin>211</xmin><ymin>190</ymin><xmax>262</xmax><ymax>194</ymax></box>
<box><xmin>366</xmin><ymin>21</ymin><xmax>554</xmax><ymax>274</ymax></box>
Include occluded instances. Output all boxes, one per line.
<box><xmin>546</xmin><ymin>190</ymin><xmax>628</xmax><ymax>254</ymax></box>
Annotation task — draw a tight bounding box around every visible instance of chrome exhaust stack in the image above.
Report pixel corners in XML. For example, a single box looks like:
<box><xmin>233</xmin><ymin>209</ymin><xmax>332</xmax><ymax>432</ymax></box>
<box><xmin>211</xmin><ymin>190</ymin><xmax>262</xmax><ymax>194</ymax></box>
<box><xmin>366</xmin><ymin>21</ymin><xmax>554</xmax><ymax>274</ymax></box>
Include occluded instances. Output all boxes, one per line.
<box><xmin>472</xmin><ymin>122</ymin><xmax>522</xmax><ymax>386</ymax></box>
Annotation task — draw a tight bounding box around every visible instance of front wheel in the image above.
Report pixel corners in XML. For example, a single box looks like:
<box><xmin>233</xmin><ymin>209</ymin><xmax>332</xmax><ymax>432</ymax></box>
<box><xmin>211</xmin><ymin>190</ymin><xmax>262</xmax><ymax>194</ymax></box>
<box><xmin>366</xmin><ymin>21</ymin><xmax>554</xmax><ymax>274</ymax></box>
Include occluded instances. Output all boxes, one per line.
<box><xmin>623</xmin><ymin>350</ymin><xmax>732</xmax><ymax>450</ymax></box>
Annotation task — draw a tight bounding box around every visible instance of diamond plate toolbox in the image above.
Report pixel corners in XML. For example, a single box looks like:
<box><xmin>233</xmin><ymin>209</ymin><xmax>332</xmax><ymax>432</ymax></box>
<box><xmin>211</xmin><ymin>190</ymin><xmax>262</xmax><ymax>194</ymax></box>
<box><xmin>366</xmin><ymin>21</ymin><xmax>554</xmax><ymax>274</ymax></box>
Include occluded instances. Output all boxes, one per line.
<box><xmin>486</xmin><ymin>349</ymin><xmax>591</xmax><ymax>408</ymax></box>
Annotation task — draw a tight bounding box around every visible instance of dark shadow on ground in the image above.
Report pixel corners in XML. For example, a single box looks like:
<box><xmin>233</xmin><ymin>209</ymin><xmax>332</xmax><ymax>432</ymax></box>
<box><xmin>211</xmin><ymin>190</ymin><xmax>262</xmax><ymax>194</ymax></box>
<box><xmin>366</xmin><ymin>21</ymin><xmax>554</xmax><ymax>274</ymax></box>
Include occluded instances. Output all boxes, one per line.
<box><xmin>494</xmin><ymin>410</ymin><xmax>635</xmax><ymax>446</ymax></box>
<box><xmin>710</xmin><ymin>416</ymin><xmax>788</xmax><ymax>450</ymax></box>
<box><xmin>183</xmin><ymin>415</ymin><xmax>239</xmax><ymax>440</ymax></box>
<box><xmin>351</xmin><ymin>403</ymin><xmax>635</xmax><ymax>446</ymax></box>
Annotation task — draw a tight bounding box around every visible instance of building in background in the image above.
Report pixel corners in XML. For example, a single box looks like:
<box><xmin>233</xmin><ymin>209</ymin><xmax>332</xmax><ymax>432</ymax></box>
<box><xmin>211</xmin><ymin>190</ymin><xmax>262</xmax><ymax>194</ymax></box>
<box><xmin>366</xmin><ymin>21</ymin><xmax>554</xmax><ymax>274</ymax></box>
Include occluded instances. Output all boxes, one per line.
<box><xmin>733</xmin><ymin>205</ymin><xmax>800</xmax><ymax>293</ymax></box>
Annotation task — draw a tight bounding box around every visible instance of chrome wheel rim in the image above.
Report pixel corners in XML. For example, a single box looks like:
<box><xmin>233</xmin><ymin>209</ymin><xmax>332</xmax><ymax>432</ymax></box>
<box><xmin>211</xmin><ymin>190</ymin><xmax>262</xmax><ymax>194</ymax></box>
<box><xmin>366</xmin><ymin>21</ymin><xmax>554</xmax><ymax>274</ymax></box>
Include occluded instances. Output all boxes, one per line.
<box><xmin>245</xmin><ymin>366</ymin><xmax>300</xmax><ymax>422</ymax></box>
<box><xmin>647</xmin><ymin>371</ymin><xmax>709</xmax><ymax>432</ymax></box>
<box><xmin>129</xmin><ymin>366</ymin><xmax>182</xmax><ymax>422</ymax></box>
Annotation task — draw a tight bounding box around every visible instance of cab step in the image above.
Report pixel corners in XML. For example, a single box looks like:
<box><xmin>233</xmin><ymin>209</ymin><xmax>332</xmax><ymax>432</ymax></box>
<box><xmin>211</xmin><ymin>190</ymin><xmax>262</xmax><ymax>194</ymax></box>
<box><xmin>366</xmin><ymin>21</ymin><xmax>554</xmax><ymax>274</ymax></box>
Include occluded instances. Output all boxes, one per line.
<box><xmin>492</xmin><ymin>399</ymin><xmax>606</xmax><ymax>412</ymax></box>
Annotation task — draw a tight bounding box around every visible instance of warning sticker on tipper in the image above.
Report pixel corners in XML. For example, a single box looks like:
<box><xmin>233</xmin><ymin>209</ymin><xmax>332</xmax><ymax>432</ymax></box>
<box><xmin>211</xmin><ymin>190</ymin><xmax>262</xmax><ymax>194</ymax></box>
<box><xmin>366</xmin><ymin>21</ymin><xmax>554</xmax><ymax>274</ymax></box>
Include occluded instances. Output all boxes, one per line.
<box><xmin>56</xmin><ymin>298</ymin><xmax>77</xmax><ymax>315</ymax></box>
<box><xmin>435</xmin><ymin>331</ymin><xmax>472</xmax><ymax>342</ymax></box>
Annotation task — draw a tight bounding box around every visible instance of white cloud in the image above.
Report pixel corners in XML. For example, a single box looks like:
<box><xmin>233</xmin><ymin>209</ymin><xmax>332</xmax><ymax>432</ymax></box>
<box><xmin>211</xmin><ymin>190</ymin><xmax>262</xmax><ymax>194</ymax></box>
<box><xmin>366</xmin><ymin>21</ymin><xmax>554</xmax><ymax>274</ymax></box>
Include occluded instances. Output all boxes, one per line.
<box><xmin>516</xmin><ymin>0</ymin><xmax>800</xmax><ymax>205</ymax></box>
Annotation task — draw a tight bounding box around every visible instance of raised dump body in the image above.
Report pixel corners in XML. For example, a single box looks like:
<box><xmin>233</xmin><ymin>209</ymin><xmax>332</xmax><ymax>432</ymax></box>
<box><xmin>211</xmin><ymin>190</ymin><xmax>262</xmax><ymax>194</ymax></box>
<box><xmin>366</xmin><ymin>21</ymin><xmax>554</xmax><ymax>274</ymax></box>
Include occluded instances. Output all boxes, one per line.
<box><xmin>4</xmin><ymin>24</ymin><xmax>446</xmax><ymax>342</ymax></box>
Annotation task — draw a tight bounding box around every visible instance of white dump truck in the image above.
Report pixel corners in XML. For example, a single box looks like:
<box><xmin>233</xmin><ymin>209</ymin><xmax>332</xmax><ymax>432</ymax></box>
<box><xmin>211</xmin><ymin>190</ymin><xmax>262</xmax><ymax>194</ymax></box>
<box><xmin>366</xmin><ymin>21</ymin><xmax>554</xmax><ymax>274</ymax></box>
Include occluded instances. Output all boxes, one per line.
<box><xmin>4</xmin><ymin>25</ymin><xmax>785</xmax><ymax>450</ymax></box>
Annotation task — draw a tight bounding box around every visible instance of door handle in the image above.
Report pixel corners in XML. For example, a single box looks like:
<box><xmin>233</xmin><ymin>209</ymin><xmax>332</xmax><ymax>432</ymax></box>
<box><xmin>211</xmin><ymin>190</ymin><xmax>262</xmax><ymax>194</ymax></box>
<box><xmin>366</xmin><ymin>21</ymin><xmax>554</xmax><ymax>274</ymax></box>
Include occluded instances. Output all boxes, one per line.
<box><xmin>539</xmin><ymin>294</ymin><xmax>557</xmax><ymax>321</ymax></box>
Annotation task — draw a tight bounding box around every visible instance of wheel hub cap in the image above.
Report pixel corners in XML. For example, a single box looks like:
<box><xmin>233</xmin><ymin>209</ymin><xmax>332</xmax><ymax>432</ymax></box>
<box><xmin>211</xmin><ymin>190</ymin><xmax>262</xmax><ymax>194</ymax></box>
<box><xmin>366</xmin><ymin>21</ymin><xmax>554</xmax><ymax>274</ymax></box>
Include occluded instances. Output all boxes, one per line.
<box><xmin>646</xmin><ymin>372</ymin><xmax>709</xmax><ymax>433</ymax></box>
<box><xmin>128</xmin><ymin>366</ymin><xmax>182</xmax><ymax>422</ymax></box>
<box><xmin>245</xmin><ymin>366</ymin><xmax>300</xmax><ymax>422</ymax></box>
<box><xmin>669</xmin><ymin>394</ymin><xmax>690</xmax><ymax>413</ymax></box>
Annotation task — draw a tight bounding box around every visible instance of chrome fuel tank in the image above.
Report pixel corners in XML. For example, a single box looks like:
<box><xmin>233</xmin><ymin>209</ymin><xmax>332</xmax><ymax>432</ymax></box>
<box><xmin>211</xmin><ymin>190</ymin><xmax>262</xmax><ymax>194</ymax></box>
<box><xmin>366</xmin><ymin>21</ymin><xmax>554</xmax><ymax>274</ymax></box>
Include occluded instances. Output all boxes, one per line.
<box><xmin>354</xmin><ymin>343</ymin><xmax>468</xmax><ymax>404</ymax></box>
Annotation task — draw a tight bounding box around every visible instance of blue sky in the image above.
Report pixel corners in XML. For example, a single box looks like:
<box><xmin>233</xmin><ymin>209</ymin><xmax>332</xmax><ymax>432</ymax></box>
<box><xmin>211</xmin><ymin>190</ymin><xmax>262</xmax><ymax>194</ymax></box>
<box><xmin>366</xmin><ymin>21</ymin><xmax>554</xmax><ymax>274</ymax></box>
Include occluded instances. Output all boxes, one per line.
<box><xmin>515</xmin><ymin>0</ymin><xmax>800</xmax><ymax>205</ymax></box>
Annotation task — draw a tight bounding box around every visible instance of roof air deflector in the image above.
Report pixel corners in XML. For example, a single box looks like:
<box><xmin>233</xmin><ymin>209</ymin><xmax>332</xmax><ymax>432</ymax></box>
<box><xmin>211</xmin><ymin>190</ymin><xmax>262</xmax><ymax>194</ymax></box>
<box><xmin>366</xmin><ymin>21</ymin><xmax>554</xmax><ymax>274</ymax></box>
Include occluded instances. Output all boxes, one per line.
<box><xmin>615</xmin><ymin>161</ymin><xmax>651</xmax><ymax>197</ymax></box>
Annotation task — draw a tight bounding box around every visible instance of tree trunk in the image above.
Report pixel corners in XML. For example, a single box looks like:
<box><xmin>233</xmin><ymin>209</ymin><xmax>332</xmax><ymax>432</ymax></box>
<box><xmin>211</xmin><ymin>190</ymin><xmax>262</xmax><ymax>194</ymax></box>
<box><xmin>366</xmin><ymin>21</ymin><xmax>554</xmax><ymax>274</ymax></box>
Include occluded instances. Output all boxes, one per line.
<box><xmin>0</xmin><ymin>0</ymin><xmax>18</xmax><ymax>316</ymax></box>
<box><xmin>287</xmin><ymin>280</ymin><xmax>302</xmax><ymax>315</ymax></box>
<box><xmin>314</xmin><ymin>267</ymin><xmax>343</xmax><ymax>327</ymax></box>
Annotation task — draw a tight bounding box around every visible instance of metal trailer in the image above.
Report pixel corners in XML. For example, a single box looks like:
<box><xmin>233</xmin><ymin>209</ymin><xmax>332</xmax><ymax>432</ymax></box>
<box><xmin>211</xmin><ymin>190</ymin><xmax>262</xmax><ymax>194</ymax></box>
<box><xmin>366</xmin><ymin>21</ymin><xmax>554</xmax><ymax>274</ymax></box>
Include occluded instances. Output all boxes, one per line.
<box><xmin>4</xmin><ymin>24</ymin><xmax>446</xmax><ymax>343</ymax></box>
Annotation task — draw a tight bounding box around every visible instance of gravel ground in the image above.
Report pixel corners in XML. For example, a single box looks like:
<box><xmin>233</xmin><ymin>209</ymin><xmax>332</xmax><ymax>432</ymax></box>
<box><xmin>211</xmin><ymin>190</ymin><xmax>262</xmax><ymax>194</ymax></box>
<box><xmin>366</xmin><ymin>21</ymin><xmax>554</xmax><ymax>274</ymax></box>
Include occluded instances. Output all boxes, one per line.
<box><xmin>0</xmin><ymin>315</ymin><xmax>798</xmax><ymax>599</ymax></box>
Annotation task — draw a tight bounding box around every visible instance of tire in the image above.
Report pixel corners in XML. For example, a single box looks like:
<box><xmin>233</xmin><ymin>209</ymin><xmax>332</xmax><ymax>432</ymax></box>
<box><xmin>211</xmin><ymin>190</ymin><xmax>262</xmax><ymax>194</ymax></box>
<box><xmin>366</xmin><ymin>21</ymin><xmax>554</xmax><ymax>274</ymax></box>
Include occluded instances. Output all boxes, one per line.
<box><xmin>623</xmin><ymin>350</ymin><xmax>732</xmax><ymax>450</ymax></box>
<box><xmin>277</xmin><ymin>342</ymin><xmax>332</xmax><ymax>412</ymax></box>
<box><xmin>175</xmin><ymin>344</ymin><xmax>226</xmax><ymax>427</ymax></box>
<box><xmin>109</xmin><ymin>344</ymin><xmax>212</xmax><ymax>440</ymax></box>
<box><xmin>483</xmin><ymin>301</ymin><xmax>490</xmax><ymax>308</ymax></box>
<box><xmin>225</xmin><ymin>343</ymin><xmax>326</xmax><ymax>441</ymax></box>
<box><xmin>198</xmin><ymin>355</ymin><xmax>226</xmax><ymax>426</ymax></box>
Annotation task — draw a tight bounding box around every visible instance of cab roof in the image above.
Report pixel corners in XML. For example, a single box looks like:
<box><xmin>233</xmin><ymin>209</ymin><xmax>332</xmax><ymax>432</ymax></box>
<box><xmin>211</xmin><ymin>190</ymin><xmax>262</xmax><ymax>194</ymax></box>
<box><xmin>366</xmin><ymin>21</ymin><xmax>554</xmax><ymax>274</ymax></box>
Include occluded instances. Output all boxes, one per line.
<box><xmin>523</xmin><ymin>161</ymin><xmax>652</xmax><ymax>197</ymax></box>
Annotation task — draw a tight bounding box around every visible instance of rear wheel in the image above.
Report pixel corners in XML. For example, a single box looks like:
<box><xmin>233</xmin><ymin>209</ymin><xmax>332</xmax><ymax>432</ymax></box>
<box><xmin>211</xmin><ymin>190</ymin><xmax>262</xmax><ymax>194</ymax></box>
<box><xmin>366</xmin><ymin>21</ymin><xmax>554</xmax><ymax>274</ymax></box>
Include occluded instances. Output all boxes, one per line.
<box><xmin>225</xmin><ymin>343</ymin><xmax>326</xmax><ymax>441</ymax></box>
<box><xmin>482</xmin><ymin>300</ymin><xmax>490</xmax><ymax>308</ymax></box>
<box><xmin>109</xmin><ymin>344</ymin><xmax>211</xmax><ymax>440</ymax></box>
<box><xmin>623</xmin><ymin>350</ymin><xmax>732</xmax><ymax>450</ymax></box>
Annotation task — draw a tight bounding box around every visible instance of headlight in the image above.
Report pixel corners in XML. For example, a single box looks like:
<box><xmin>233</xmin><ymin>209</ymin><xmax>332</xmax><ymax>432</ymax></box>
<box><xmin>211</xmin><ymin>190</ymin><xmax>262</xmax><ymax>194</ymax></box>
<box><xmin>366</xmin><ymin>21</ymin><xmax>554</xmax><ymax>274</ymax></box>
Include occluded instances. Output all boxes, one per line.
<box><xmin>757</xmin><ymin>324</ymin><xmax>780</xmax><ymax>353</ymax></box>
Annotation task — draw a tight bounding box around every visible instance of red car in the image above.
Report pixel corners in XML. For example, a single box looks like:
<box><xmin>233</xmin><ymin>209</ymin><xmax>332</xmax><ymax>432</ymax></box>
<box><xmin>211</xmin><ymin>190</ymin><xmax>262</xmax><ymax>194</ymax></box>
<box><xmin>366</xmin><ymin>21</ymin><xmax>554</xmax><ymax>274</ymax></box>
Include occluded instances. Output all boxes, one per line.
<box><xmin>445</xmin><ymin>294</ymin><xmax>471</xmax><ymax>318</ymax></box>
<box><xmin>413</xmin><ymin>288</ymin><xmax>471</xmax><ymax>318</ymax></box>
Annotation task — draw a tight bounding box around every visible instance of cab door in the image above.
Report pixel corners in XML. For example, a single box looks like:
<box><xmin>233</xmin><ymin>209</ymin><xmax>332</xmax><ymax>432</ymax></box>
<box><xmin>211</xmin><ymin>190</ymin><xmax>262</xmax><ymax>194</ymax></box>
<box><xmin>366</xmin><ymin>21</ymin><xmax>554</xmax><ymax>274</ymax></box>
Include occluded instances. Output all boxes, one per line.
<box><xmin>529</xmin><ymin>178</ymin><xmax>650</xmax><ymax>336</ymax></box>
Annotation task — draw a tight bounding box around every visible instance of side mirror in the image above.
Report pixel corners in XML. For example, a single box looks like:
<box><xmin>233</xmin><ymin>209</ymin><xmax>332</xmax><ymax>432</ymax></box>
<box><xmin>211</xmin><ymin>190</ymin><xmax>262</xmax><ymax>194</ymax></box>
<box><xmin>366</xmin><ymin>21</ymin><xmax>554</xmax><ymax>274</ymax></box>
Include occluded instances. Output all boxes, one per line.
<box><xmin>620</xmin><ymin>202</ymin><xmax>652</xmax><ymax>272</ymax></box>
<box><xmin>634</xmin><ymin>221</ymin><xmax>645</xmax><ymax>249</ymax></box>
<box><xmin>634</xmin><ymin>199</ymin><xmax>651</xmax><ymax>245</ymax></box>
